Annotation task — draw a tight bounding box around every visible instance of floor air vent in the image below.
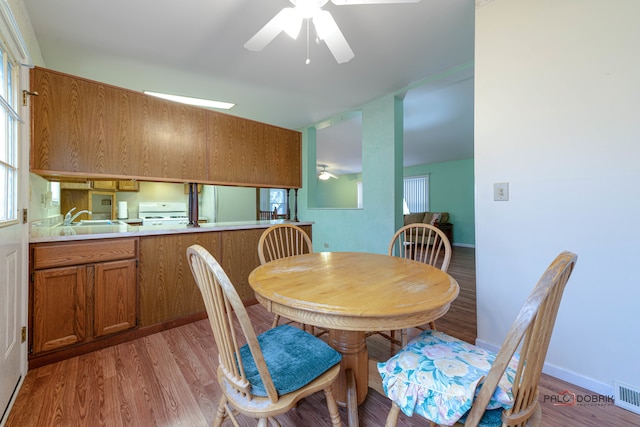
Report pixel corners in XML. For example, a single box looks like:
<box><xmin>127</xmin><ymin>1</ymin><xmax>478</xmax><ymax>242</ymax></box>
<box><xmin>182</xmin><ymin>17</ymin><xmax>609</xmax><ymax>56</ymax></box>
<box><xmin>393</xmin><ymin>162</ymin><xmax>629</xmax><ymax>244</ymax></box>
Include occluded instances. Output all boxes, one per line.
<box><xmin>615</xmin><ymin>381</ymin><xmax>640</xmax><ymax>415</ymax></box>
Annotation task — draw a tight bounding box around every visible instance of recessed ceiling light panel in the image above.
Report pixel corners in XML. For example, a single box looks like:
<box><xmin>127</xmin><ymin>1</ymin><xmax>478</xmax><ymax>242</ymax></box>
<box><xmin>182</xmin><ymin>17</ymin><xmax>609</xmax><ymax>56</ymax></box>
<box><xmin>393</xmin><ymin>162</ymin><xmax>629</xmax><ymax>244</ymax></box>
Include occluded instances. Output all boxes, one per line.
<box><xmin>144</xmin><ymin>91</ymin><xmax>235</xmax><ymax>110</ymax></box>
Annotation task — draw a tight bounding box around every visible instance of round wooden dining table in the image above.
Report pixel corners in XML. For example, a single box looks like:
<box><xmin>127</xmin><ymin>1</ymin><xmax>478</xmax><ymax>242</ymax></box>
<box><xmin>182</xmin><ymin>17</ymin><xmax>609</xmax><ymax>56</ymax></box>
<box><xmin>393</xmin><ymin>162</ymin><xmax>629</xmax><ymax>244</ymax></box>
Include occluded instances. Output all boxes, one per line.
<box><xmin>248</xmin><ymin>251</ymin><xmax>459</xmax><ymax>427</ymax></box>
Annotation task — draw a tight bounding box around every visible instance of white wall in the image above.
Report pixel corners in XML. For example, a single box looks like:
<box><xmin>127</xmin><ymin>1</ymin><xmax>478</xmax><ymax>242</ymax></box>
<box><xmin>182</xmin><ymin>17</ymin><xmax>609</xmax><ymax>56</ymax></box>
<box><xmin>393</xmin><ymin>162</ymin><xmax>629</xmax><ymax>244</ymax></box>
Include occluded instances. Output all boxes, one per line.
<box><xmin>8</xmin><ymin>0</ymin><xmax>44</xmax><ymax>66</ymax></box>
<box><xmin>476</xmin><ymin>0</ymin><xmax>640</xmax><ymax>396</ymax></box>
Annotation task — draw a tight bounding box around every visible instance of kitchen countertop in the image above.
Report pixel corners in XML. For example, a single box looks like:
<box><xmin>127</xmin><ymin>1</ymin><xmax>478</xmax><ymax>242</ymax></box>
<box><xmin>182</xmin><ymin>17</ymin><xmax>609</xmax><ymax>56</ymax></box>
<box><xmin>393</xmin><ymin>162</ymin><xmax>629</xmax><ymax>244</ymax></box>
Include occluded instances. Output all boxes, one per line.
<box><xmin>30</xmin><ymin>220</ymin><xmax>313</xmax><ymax>243</ymax></box>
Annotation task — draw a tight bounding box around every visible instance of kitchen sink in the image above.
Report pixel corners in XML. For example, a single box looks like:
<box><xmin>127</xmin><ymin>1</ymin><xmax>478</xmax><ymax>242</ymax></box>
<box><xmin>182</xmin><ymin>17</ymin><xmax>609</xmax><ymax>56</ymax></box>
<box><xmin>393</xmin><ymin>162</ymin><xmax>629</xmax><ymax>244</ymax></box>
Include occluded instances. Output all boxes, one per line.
<box><xmin>74</xmin><ymin>219</ymin><xmax>123</xmax><ymax>226</ymax></box>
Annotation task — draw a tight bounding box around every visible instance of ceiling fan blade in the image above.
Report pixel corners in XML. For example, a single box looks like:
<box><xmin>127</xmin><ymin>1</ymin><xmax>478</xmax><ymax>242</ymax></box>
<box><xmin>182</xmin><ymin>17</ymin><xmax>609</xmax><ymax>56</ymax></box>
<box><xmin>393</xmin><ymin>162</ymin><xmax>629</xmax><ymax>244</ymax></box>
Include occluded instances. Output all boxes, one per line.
<box><xmin>312</xmin><ymin>10</ymin><xmax>354</xmax><ymax>64</ymax></box>
<box><xmin>331</xmin><ymin>0</ymin><xmax>420</xmax><ymax>4</ymax></box>
<box><xmin>244</xmin><ymin>7</ymin><xmax>302</xmax><ymax>52</ymax></box>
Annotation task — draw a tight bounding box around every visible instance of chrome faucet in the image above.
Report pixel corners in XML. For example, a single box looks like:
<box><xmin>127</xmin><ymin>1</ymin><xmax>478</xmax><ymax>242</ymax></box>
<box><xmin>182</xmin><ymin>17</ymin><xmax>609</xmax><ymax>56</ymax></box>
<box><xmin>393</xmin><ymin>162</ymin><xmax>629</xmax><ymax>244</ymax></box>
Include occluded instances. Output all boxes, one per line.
<box><xmin>63</xmin><ymin>207</ymin><xmax>92</xmax><ymax>226</ymax></box>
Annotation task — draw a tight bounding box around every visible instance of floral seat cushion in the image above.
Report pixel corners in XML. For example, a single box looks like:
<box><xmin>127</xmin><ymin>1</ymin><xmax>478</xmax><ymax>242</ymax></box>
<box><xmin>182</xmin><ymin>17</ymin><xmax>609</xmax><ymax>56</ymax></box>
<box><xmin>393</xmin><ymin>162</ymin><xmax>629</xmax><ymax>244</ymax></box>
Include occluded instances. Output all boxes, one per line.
<box><xmin>377</xmin><ymin>330</ymin><xmax>519</xmax><ymax>426</ymax></box>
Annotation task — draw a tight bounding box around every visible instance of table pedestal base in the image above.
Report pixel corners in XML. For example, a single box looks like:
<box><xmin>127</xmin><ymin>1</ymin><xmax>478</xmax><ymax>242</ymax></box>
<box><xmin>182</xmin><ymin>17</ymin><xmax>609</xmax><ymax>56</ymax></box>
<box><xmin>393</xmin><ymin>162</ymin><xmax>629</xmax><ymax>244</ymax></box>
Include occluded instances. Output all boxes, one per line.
<box><xmin>329</xmin><ymin>330</ymin><xmax>368</xmax><ymax>426</ymax></box>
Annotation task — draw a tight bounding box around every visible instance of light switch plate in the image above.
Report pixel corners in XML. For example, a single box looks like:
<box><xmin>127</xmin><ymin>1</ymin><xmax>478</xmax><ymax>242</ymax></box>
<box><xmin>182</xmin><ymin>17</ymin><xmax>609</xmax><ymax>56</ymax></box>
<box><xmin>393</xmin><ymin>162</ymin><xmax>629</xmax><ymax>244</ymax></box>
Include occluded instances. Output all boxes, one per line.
<box><xmin>494</xmin><ymin>182</ymin><xmax>509</xmax><ymax>201</ymax></box>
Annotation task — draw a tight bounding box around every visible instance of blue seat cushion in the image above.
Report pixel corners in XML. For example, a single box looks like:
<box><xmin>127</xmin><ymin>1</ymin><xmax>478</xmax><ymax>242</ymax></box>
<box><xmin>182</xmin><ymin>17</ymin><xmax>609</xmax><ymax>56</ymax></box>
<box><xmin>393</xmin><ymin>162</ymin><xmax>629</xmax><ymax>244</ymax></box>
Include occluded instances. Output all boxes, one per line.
<box><xmin>239</xmin><ymin>324</ymin><xmax>342</xmax><ymax>397</ymax></box>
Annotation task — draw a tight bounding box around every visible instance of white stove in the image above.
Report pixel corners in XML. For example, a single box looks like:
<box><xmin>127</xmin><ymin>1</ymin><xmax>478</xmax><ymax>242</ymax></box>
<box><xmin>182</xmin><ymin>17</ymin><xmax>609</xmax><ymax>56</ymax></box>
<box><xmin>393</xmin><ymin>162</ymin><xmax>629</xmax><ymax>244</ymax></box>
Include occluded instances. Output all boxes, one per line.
<box><xmin>139</xmin><ymin>202</ymin><xmax>188</xmax><ymax>226</ymax></box>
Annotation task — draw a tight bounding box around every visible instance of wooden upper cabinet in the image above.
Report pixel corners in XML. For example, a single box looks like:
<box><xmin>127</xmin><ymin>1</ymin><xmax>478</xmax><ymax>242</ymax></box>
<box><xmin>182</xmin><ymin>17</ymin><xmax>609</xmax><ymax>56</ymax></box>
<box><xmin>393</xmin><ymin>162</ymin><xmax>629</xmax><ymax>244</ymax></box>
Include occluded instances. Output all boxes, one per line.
<box><xmin>31</xmin><ymin>67</ymin><xmax>300</xmax><ymax>187</ymax></box>
<box><xmin>207</xmin><ymin>110</ymin><xmax>301</xmax><ymax>188</ymax></box>
<box><xmin>30</xmin><ymin>67</ymin><xmax>206</xmax><ymax>181</ymax></box>
<box><xmin>31</xmin><ymin>67</ymin><xmax>140</xmax><ymax>176</ymax></box>
<box><xmin>137</xmin><ymin>95</ymin><xmax>207</xmax><ymax>180</ymax></box>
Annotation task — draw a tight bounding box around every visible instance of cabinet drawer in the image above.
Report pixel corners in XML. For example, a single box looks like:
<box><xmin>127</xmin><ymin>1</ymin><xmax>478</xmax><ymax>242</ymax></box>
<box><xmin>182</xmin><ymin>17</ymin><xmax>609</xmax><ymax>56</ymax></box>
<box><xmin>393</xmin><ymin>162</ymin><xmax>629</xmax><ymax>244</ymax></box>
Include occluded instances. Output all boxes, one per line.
<box><xmin>33</xmin><ymin>238</ymin><xmax>137</xmax><ymax>269</ymax></box>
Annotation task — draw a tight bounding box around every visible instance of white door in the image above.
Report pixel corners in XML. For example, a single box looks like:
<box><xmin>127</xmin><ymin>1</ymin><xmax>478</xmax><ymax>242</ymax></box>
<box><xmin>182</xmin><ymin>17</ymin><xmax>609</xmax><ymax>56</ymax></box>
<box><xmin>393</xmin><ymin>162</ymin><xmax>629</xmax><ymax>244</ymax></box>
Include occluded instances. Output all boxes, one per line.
<box><xmin>0</xmin><ymin>7</ymin><xmax>31</xmax><ymax>422</ymax></box>
<box><xmin>0</xmin><ymin>222</ymin><xmax>24</xmax><ymax>424</ymax></box>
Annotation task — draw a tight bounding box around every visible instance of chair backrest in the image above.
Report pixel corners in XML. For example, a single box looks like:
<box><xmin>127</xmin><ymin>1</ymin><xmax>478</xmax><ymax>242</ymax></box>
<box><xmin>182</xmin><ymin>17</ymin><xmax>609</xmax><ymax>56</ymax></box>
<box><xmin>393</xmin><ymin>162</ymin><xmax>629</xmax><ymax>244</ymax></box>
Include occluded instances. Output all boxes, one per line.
<box><xmin>186</xmin><ymin>244</ymin><xmax>280</xmax><ymax>402</ymax></box>
<box><xmin>274</xmin><ymin>212</ymin><xmax>290</xmax><ymax>220</ymax></box>
<box><xmin>465</xmin><ymin>251</ymin><xmax>578</xmax><ymax>427</ymax></box>
<box><xmin>258</xmin><ymin>210</ymin><xmax>274</xmax><ymax>220</ymax></box>
<box><xmin>258</xmin><ymin>224</ymin><xmax>313</xmax><ymax>265</ymax></box>
<box><xmin>388</xmin><ymin>223</ymin><xmax>452</xmax><ymax>272</ymax></box>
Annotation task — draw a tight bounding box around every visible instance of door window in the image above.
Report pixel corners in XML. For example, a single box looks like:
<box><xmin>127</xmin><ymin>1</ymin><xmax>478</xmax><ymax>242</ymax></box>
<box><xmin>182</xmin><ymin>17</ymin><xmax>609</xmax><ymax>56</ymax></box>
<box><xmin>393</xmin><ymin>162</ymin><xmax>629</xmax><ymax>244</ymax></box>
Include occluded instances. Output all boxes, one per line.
<box><xmin>0</xmin><ymin>46</ymin><xmax>19</xmax><ymax>226</ymax></box>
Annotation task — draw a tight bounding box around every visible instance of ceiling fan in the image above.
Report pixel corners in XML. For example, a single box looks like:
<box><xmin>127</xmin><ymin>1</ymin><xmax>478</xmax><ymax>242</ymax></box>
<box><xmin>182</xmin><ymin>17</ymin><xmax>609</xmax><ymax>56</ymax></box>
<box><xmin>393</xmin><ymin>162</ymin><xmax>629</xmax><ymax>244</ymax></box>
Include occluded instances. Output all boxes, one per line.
<box><xmin>244</xmin><ymin>0</ymin><xmax>421</xmax><ymax>64</ymax></box>
<box><xmin>318</xmin><ymin>164</ymin><xmax>339</xmax><ymax>180</ymax></box>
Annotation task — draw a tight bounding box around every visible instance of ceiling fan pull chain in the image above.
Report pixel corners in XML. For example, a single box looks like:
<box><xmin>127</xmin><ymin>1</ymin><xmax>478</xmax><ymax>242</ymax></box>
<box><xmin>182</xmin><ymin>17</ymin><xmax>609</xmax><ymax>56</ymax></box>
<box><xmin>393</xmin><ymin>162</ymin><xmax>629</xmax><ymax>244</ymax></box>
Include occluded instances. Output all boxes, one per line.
<box><xmin>306</xmin><ymin>18</ymin><xmax>311</xmax><ymax>64</ymax></box>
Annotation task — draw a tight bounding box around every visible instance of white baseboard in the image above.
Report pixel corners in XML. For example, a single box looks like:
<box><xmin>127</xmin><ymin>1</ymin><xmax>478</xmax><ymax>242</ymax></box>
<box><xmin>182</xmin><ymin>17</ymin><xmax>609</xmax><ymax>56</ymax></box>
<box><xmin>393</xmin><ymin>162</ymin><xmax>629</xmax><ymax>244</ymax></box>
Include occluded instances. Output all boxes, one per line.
<box><xmin>475</xmin><ymin>339</ymin><xmax>613</xmax><ymax>397</ymax></box>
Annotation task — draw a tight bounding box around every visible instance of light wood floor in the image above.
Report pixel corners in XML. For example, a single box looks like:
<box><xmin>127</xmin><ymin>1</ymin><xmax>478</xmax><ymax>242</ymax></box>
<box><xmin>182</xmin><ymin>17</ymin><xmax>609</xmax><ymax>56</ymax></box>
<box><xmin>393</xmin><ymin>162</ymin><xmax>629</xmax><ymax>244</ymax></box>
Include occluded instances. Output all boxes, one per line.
<box><xmin>6</xmin><ymin>247</ymin><xmax>640</xmax><ymax>426</ymax></box>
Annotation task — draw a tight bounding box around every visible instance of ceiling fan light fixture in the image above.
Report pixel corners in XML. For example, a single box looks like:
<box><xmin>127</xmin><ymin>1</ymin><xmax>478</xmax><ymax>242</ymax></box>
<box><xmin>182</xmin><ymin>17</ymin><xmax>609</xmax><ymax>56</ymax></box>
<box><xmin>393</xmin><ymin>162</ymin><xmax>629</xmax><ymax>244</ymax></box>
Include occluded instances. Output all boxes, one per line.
<box><xmin>246</xmin><ymin>0</ymin><xmax>416</xmax><ymax>64</ymax></box>
<box><xmin>293</xmin><ymin>0</ymin><xmax>328</xmax><ymax>18</ymax></box>
<box><xmin>144</xmin><ymin>91</ymin><xmax>235</xmax><ymax>110</ymax></box>
<box><xmin>317</xmin><ymin>164</ymin><xmax>338</xmax><ymax>180</ymax></box>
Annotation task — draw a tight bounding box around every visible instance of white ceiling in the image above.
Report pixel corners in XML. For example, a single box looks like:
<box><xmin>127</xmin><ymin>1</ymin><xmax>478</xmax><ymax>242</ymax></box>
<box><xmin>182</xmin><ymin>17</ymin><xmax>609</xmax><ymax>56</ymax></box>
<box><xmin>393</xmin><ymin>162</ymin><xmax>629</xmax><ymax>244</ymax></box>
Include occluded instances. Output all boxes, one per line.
<box><xmin>23</xmin><ymin>0</ymin><xmax>475</xmax><ymax>176</ymax></box>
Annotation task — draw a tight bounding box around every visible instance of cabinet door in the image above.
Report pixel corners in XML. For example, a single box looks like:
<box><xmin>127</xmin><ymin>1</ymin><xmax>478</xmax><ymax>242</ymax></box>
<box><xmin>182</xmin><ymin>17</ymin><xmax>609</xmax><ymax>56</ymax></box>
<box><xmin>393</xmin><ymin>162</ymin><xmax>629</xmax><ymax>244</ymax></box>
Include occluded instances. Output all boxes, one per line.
<box><xmin>32</xmin><ymin>266</ymin><xmax>86</xmax><ymax>353</ymax></box>
<box><xmin>208</xmin><ymin>111</ymin><xmax>302</xmax><ymax>188</ymax></box>
<box><xmin>31</xmin><ymin>67</ymin><xmax>207</xmax><ymax>182</ymax></box>
<box><xmin>137</xmin><ymin>96</ymin><xmax>207</xmax><ymax>180</ymax></box>
<box><xmin>92</xmin><ymin>181</ymin><xmax>117</xmax><ymax>190</ymax></box>
<box><xmin>31</xmin><ymin>67</ymin><xmax>141</xmax><ymax>176</ymax></box>
<box><xmin>220</xmin><ymin>228</ymin><xmax>265</xmax><ymax>302</ymax></box>
<box><xmin>94</xmin><ymin>259</ymin><xmax>137</xmax><ymax>337</ymax></box>
<box><xmin>117</xmin><ymin>180</ymin><xmax>139</xmax><ymax>191</ymax></box>
<box><xmin>138</xmin><ymin>233</ymin><xmax>220</xmax><ymax>326</ymax></box>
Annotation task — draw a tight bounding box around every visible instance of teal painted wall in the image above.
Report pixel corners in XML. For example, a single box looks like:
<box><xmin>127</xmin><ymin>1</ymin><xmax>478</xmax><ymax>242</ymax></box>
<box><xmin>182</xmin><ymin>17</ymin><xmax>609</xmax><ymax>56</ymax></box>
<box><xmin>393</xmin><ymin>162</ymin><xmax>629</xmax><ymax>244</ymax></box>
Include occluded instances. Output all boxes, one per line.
<box><xmin>315</xmin><ymin>173</ymin><xmax>360</xmax><ymax>208</ymax></box>
<box><xmin>299</xmin><ymin>95</ymin><xmax>403</xmax><ymax>254</ymax></box>
<box><xmin>304</xmin><ymin>159</ymin><xmax>475</xmax><ymax>246</ymax></box>
<box><xmin>404</xmin><ymin>159</ymin><xmax>475</xmax><ymax>246</ymax></box>
<box><xmin>298</xmin><ymin>100</ymin><xmax>474</xmax><ymax>250</ymax></box>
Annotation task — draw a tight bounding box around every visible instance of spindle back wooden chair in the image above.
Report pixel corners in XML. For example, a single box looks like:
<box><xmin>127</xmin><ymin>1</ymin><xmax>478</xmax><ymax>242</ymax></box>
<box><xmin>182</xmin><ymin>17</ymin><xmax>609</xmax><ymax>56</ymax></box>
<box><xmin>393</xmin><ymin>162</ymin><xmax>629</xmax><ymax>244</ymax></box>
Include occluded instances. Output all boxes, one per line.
<box><xmin>380</xmin><ymin>251</ymin><xmax>577</xmax><ymax>427</ymax></box>
<box><xmin>258</xmin><ymin>224</ymin><xmax>317</xmax><ymax>332</ymax></box>
<box><xmin>384</xmin><ymin>223</ymin><xmax>453</xmax><ymax>345</ymax></box>
<box><xmin>186</xmin><ymin>244</ymin><xmax>342</xmax><ymax>427</ymax></box>
<box><xmin>258</xmin><ymin>210</ymin><xmax>274</xmax><ymax>220</ymax></box>
<box><xmin>258</xmin><ymin>223</ymin><xmax>313</xmax><ymax>265</ymax></box>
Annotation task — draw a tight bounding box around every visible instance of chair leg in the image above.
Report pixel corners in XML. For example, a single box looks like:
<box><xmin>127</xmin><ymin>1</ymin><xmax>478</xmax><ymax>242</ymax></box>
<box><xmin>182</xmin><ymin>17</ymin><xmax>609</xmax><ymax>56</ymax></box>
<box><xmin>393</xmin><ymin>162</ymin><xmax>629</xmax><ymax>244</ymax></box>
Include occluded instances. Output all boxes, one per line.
<box><xmin>402</xmin><ymin>322</ymin><xmax>436</xmax><ymax>347</ymax></box>
<box><xmin>384</xmin><ymin>402</ymin><xmax>401</xmax><ymax>427</ymax></box>
<box><xmin>271</xmin><ymin>314</ymin><xmax>280</xmax><ymax>329</ymax></box>
<box><xmin>213</xmin><ymin>396</ymin><xmax>228</xmax><ymax>427</ymax></box>
<box><xmin>323</xmin><ymin>384</ymin><xmax>342</xmax><ymax>427</ymax></box>
<box><xmin>401</xmin><ymin>328</ymin><xmax>409</xmax><ymax>347</ymax></box>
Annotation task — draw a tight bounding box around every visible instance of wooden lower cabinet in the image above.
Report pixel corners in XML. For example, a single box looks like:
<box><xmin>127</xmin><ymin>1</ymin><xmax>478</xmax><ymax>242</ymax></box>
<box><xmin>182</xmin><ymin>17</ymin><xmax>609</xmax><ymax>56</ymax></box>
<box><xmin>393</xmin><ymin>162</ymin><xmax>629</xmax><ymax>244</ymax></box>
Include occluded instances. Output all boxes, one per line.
<box><xmin>32</xmin><ymin>266</ymin><xmax>86</xmax><ymax>353</ymax></box>
<box><xmin>94</xmin><ymin>259</ymin><xmax>137</xmax><ymax>337</ymax></box>
<box><xmin>29</xmin><ymin>225</ymin><xmax>311</xmax><ymax>366</ymax></box>
<box><xmin>220</xmin><ymin>228</ymin><xmax>265</xmax><ymax>302</ymax></box>
<box><xmin>29</xmin><ymin>238</ymin><xmax>138</xmax><ymax>358</ymax></box>
<box><xmin>138</xmin><ymin>226</ymin><xmax>312</xmax><ymax>326</ymax></box>
<box><xmin>138</xmin><ymin>233</ymin><xmax>219</xmax><ymax>326</ymax></box>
